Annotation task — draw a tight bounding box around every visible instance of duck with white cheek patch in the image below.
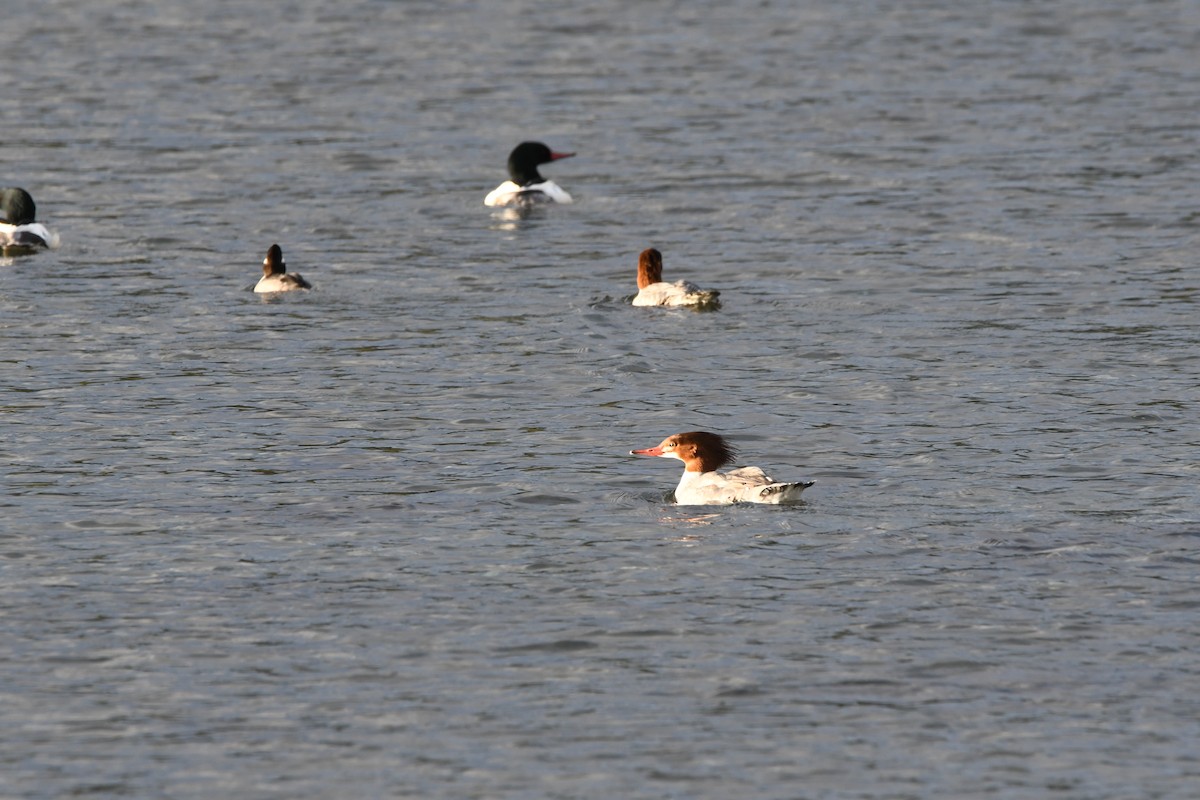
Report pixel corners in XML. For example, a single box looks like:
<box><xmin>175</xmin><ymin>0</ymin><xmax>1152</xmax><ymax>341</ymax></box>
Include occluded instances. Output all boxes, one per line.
<box><xmin>254</xmin><ymin>244</ymin><xmax>312</xmax><ymax>293</ymax></box>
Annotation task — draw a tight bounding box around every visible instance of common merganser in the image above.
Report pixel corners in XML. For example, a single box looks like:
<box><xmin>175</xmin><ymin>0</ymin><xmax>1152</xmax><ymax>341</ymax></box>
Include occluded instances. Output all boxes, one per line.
<box><xmin>254</xmin><ymin>244</ymin><xmax>312</xmax><ymax>293</ymax></box>
<box><xmin>631</xmin><ymin>431</ymin><xmax>814</xmax><ymax>505</ymax></box>
<box><xmin>484</xmin><ymin>141</ymin><xmax>575</xmax><ymax>207</ymax></box>
<box><xmin>0</xmin><ymin>188</ymin><xmax>59</xmax><ymax>254</ymax></box>
<box><xmin>631</xmin><ymin>248</ymin><xmax>720</xmax><ymax>309</ymax></box>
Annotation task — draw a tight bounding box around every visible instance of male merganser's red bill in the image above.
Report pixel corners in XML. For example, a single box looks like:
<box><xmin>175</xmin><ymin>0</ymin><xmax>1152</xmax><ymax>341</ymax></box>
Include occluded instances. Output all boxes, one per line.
<box><xmin>484</xmin><ymin>141</ymin><xmax>575</xmax><ymax>207</ymax></box>
<box><xmin>631</xmin><ymin>431</ymin><xmax>813</xmax><ymax>505</ymax></box>
<box><xmin>0</xmin><ymin>187</ymin><xmax>60</xmax><ymax>255</ymax></box>
<box><xmin>254</xmin><ymin>244</ymin><xmax>312</xmax><ymax>293</ymax></box>
<box><xmin>631</xmin><ymin>248</ymin><xmax>721</xmax><ymax>310</ymax></box>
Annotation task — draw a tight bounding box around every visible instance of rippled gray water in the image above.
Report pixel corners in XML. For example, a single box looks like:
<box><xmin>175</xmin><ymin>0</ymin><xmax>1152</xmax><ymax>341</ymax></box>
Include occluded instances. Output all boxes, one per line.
<box><xmin>3</xmin><ymin>1</ymin><xmax>1199</xmax><ymax>798</ymax></box>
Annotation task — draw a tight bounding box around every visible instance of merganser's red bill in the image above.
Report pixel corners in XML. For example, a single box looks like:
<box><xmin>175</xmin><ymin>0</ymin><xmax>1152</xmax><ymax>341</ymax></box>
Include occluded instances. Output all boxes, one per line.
<box><xmin>549</xmin><ymin>151</ymin><xmax>575</xmax><ymax>160</ymax></box>
<box><xmin>631</xmin><ymin>445</ymin><xmax>665</xmax><ymax>456</ymax></box>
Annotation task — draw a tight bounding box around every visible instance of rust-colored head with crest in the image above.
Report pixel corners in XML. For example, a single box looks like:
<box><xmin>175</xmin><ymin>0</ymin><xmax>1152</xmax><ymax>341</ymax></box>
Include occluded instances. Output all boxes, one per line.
<box><xmin>630</xmin><ymin>431</ymin><xmax>737</xmax><ymax>473</ymax></box>
<box><xmin>636</xmin><ymin>248</ymin><xmax>664</xmax><ymax>289</ymax></box>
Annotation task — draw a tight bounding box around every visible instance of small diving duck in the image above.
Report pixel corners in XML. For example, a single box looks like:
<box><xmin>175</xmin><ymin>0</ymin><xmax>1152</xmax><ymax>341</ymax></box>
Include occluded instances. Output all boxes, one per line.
<box><xmin>631</xmin><ymin>248</ymin><xmax>720</xmax><ymax>309</ymax></box>
<box><xmin>484</xmin><ymin>141</ymin><xmax>575</xmax><ymax>207</ymax></box>
<box><xmin>254</xmin><ymin>244</ymin><xmax>312</xmax><ymax>293</ymax></box>
<box><xmin>1</xmin><ymin>187</ymin><xmax>59</xmax><ymax>254</ymax></box>
<box><xmin>631</xmin><ymin>431</ymin><xmax>813</xmax><ymax>505</ymax></box>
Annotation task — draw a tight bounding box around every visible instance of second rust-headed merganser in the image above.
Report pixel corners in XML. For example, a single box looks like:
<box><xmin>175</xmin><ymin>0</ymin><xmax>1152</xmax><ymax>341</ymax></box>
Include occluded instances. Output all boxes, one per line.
<box><xmin>1</xmin><ymin>187</ymin><xmax>59</xmax><ymax>254</ymax></box>
<box><xmin>631</xmin><ymin>431</ymin><xmax>814</xmax><ymax>505</ymax></box>
<box><xmin>254</xmin><ymin>244</ymin><xmax>312</xmax><ymax>293</ymax></box>
<box><xmin>484</xmin><ymin>141</ymin><xmax>575</xmax><ymax>207</ymax></box>
<box><xmin>631</xmin><ymin>248</ymin><xmax>721</xmax><ymax>309</ymax></box>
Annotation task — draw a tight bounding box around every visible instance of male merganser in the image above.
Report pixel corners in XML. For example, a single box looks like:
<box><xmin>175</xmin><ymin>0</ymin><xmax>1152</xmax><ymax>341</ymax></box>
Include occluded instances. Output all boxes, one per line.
<box><xmin>254</xmin><ymin>244</ymin><xmax>312</xmax><ymax>293</ymax></box>
<box><xmin>631</xmin><ymin>248</ymin><xmax>720</xmax><ymax>309</ymax></box>
<box><xmin>0</xmin><ymin>187</ymin><xmax>59</xmax><ymax>254</ymax></box>
<box><xmin>484</xmin><ymin>141</ymin><xmax>575</xmax><ymax>207</ymax></box>
<box><xmin>631</xmin><ymin>431</ymin><xmax>814</xmax><ymax>505</ymax></box>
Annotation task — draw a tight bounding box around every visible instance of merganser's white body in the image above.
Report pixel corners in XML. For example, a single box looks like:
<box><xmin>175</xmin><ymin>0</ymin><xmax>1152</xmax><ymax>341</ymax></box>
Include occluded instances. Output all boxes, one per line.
<box><xmin>631</xmin><ymin>248</ymin><xmax>720</xmax><ymax>309</ymax></box>
<box><xmin>0</xmin><ymin>222</ymin><xmax>58</xmax><ymax>251</ymax></box>
<box><xmin>0</xmin><ymin>188</ymin><xmax>59</xmax><ymax>253</ymax></box>
<box><xmin>631</xmin><ymin>431</ymin><xmax>813</xmax><ymax>505</ymax></box>
<box><xmin>484</xmin><ymin>179</ymin><xmax>573</xmax><ymax>207</ymax></box>
<box><xmin>484</xmin><ymin>141</ymin><xmax>575</xmax><ymax>207</ymax></box>
<box><xmin>254</xmin><ymin>244</ymin><xmax>312</xmax><ymax>293</ymax></box>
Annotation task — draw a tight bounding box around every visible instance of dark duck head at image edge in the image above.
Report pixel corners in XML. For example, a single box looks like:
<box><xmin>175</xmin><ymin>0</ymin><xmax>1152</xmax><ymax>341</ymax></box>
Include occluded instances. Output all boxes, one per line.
<box><xmin>1</xmin><ymin>187</ymin><xmax>59</xmax><ymax>254</ymax></box>
<box><xmin>254</xmin><ymin>244</ymin><xmax>312</xmax><ymax>293</ymax></box>
<box><xmin>631</xmin><ymin>431</ymin><xmax>814</xmax><ymax>505</ymax></box>
<box><xmin>484</xmin><ymin>141</ymin><xmax>575</xmax><ymax>207</ymax></box>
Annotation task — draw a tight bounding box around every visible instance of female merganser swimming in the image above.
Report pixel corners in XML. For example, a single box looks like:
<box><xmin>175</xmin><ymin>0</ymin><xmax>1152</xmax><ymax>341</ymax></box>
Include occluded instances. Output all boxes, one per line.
<box><xmin>631</xmin><ymin>248</ymin><xmax>720</xmax><ymax>309</ymax></box>
<box><xmin>484</xmin><ymin>141</ymin><xmax>575</xmax><ymax>207</ymax></box>
<box><xmin>0</xmin><ymin>188</ymin><xmax>59</xmax><ymax>254</ymax></box>
<box><xmin>254</xmin><ymin>244</ymin><xmax>312</xmax><ymax>293</ymax></box>
<box><xmin>631</xmin><ymin>431</ymin><xmax>814</xmax><ymax>505</ymax></box>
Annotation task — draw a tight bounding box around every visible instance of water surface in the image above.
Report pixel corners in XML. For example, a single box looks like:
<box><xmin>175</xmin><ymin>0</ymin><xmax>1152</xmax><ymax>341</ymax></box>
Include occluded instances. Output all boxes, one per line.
<box><xmin>3</xmin><ymin>1</ymin><xmax>1199</xmax><ymax>798</ymax></box>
